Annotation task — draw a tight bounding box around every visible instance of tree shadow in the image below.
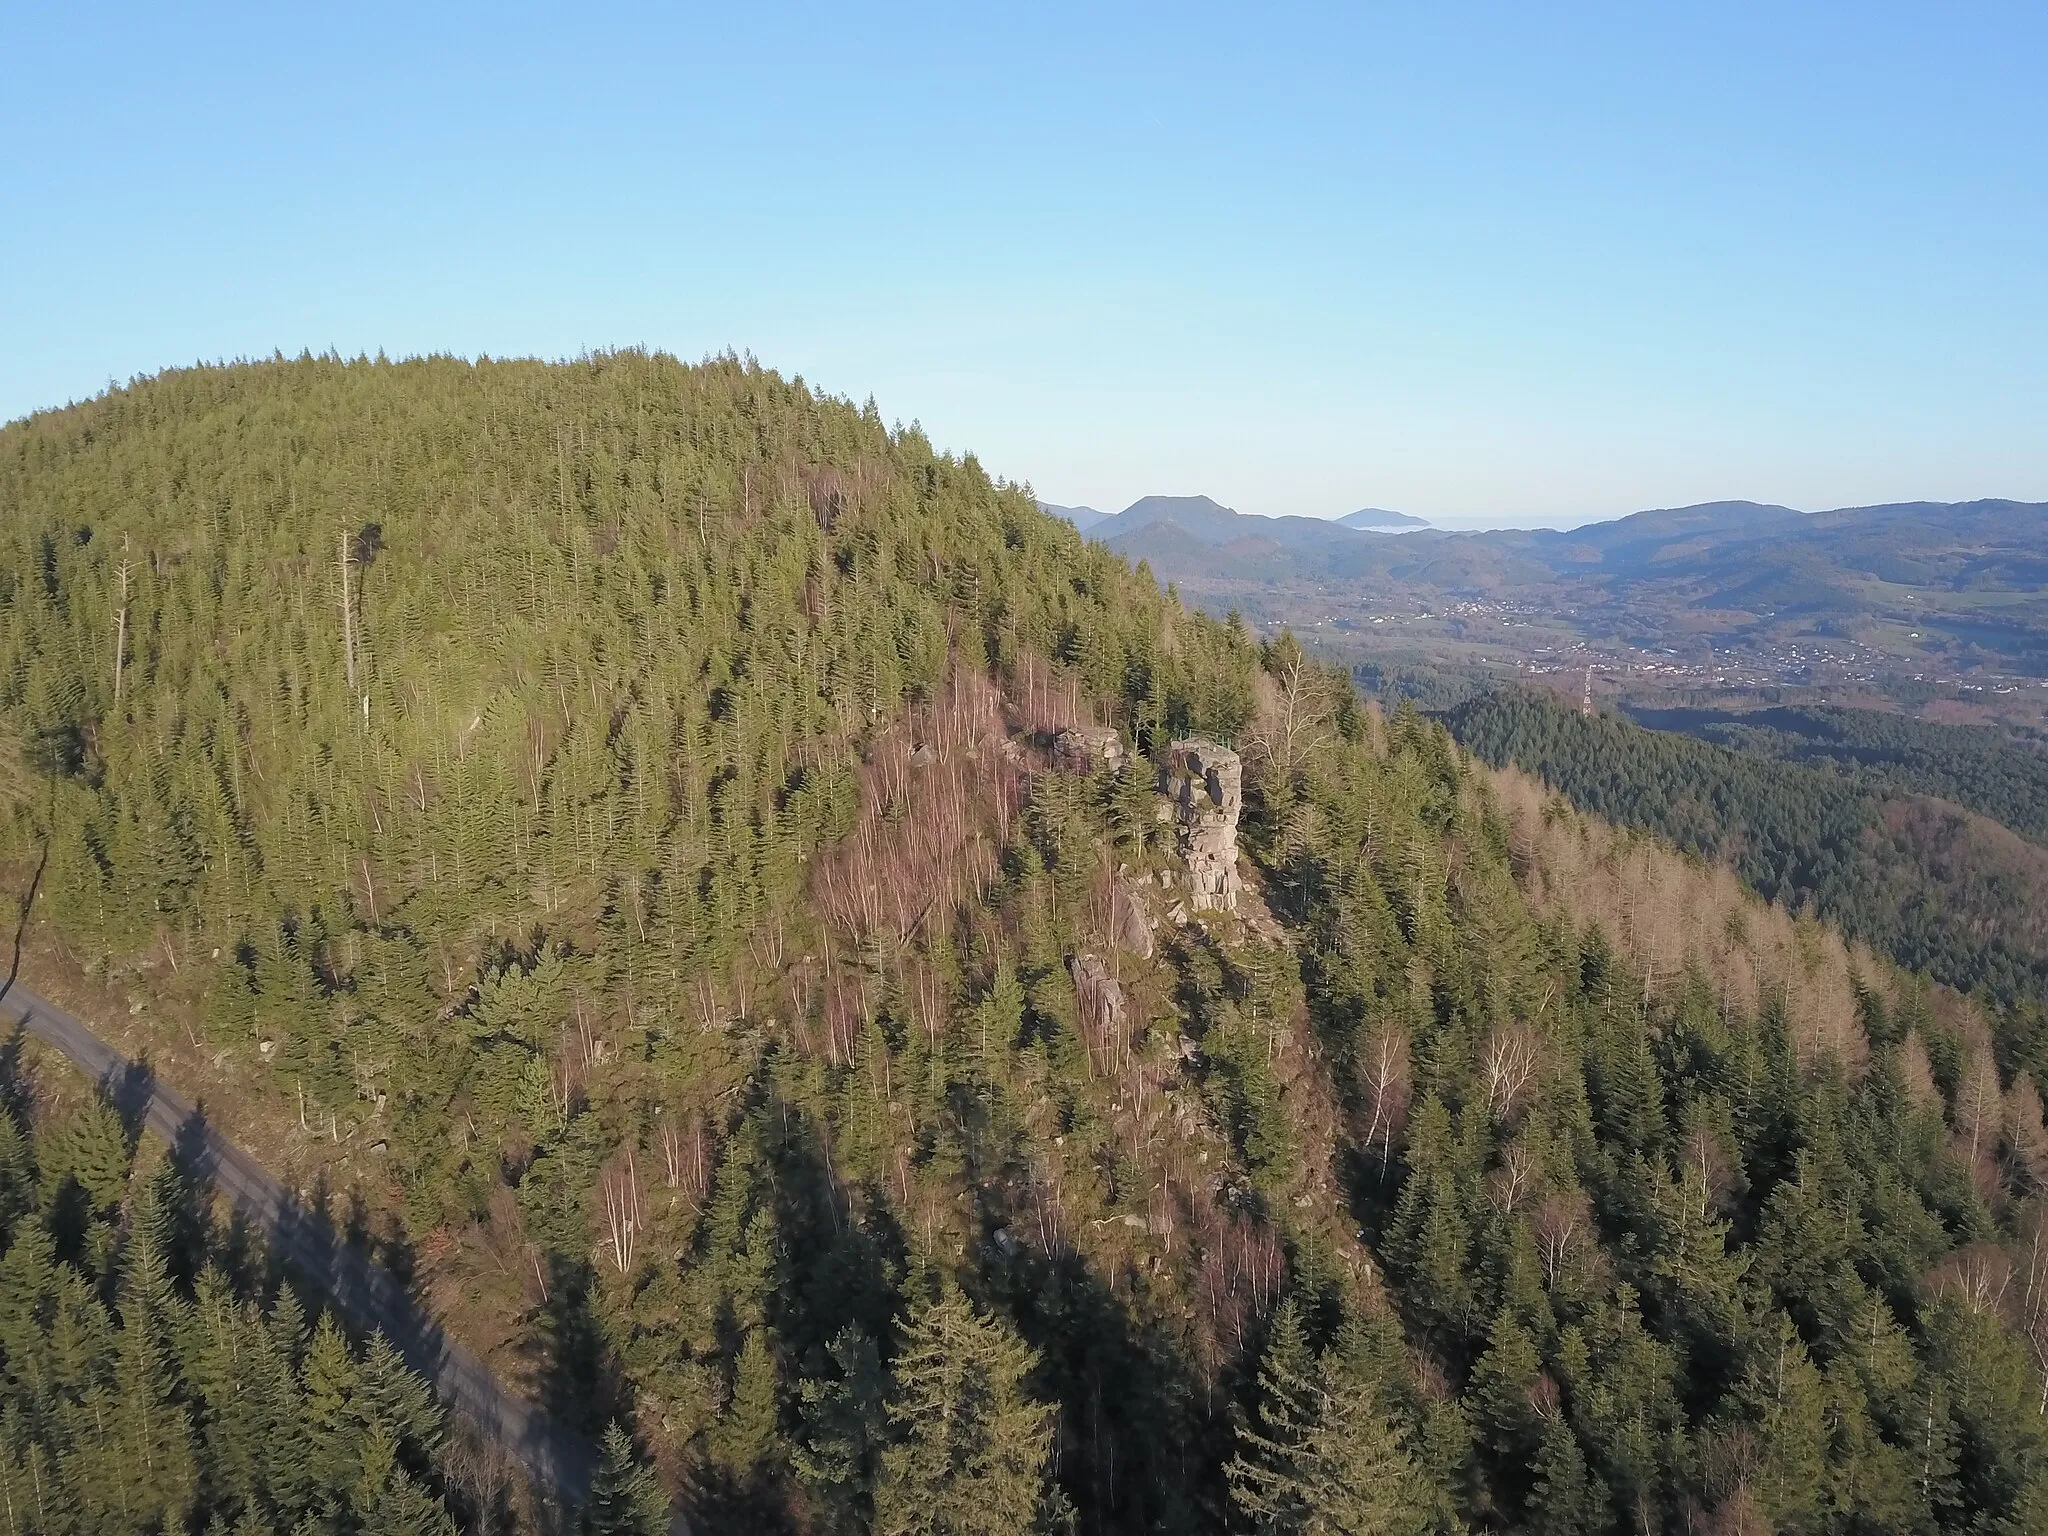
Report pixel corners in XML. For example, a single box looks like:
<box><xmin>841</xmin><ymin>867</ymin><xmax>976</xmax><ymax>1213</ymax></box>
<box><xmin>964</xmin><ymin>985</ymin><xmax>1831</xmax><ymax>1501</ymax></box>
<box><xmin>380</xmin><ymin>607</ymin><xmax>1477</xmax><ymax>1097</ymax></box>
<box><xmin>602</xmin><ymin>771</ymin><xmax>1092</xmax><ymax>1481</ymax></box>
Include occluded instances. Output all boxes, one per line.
<box><xmin>536</xmin><ymin>1251</ymin><xmax>627</xmax><ymax>1437</ymax></box>
<box><xmin>979</xmin><ymin>1234</ymin><xmax>1227</xmax><ymax>1536</ymax></box>
<box><xmin>0</xmin><ymin>835</ymin><xmax>48</xmax><ymax>1006</ymax></box>
<box><xmin>99</xmin><ymin>1053</ymin><xmax>157</xmax><ymax>1151</ymax></box>
<box><xmin>0</xmin><ymin>1025</ymin><xmax>28</xmax><ymax>1124</ymax></box>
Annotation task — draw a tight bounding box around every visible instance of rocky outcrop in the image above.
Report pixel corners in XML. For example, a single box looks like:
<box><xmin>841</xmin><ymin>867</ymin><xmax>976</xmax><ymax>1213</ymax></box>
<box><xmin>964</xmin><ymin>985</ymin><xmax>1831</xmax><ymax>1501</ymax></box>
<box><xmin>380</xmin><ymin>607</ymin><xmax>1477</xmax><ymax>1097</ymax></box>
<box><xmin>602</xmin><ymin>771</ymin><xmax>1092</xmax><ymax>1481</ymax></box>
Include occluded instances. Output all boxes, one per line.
<box><xmin>1111</xmin><ymin>879</ymin><xmax>1154</xmax><ymax>959</ymax></box>
<box><xmin>1054</xmin><ymin>725</ymin><xmax>1127</xmax><ymax>774</ymax></box>
<box><xmin>1162</xmin><ymin>739</ymin><xmax>1242</xmax><ymax>911</ymax></box>
<box><xmin>1070</xmin><ymin>952</ymin><xmax>1126</xmax><ymax>1035</ymax></box>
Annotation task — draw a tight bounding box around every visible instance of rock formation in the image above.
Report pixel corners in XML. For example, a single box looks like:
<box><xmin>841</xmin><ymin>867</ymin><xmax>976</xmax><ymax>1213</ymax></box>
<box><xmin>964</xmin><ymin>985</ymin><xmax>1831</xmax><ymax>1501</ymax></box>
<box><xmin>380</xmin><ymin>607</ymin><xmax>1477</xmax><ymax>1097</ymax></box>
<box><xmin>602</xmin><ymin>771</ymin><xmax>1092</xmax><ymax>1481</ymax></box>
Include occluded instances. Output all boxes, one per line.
<box><xmin>1054</xmin><ymin>724</ymin><xmax>1127</xmax><ymax>773</ymax></box>
<box><xmin>1070</xmin><ymin>952</ymin><xmax>1126</xmax><ymax>1037</ymax></box>
<box><xmin>1162</xmin><ymin>739</ymin><xmax>1243</xmax><ymax>912</ymax></box>
<box><xmin>1111</xmin><ymin>878</ymin><xmax>1154</xmax><ymax>959</ymax></box>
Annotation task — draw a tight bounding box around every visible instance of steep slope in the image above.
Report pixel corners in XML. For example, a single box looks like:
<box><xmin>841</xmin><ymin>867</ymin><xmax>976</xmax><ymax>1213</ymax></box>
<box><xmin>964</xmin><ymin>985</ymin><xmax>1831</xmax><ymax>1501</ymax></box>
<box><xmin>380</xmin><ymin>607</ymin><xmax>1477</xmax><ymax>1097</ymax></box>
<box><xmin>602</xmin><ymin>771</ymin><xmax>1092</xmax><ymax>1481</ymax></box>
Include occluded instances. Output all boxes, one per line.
<box><xmin>1447</xmin><ymin>687</ymin><xmax>2048</xmax><ymax>1025</ymax></box>
<box><xmin>4</xmin><ymin>357</ymin><xmax>2047</xmax><ymax>1535</ymax></box>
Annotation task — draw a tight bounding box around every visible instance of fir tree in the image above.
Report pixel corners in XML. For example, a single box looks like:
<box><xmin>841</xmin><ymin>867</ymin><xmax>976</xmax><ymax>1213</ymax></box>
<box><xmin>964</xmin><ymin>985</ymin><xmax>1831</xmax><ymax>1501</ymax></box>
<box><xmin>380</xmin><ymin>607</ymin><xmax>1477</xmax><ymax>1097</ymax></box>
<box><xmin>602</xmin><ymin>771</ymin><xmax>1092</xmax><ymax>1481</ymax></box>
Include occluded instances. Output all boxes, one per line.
<box><xmin>1227</xmin><ymin>1301</ymin><xmax>1429</xmax><ymax>1536</ymax></box>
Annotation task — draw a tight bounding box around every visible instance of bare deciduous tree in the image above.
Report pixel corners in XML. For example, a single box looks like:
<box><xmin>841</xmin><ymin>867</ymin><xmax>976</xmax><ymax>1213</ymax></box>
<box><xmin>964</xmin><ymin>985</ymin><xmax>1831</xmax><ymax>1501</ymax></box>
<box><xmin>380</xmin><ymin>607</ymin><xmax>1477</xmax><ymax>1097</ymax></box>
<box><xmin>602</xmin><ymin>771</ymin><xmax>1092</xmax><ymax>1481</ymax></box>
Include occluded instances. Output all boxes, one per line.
<box><xmin>599</xmin><ymin>1145</ymin><xmax>642</xmax><ymax>1276</ymax></box>
<box><xmin>1480</xmin><ymin>1022</ymin><xmax>1541</xmax><ymax>1127</ymax></box>
<box><xmin>1486</xmin><ymin>1138</ymin><xmax>1540</xmax><ymax>1215</ymax></box>
<box><xmin>1359</xmin><ymin>1022</ymin><xmax>1412</xmax><ymax>1168</ymax></box>
<box><xmin>1534</xmin><ymin>1189</ymin><xmax>1593</xmax><ymax>1289</ymax></box>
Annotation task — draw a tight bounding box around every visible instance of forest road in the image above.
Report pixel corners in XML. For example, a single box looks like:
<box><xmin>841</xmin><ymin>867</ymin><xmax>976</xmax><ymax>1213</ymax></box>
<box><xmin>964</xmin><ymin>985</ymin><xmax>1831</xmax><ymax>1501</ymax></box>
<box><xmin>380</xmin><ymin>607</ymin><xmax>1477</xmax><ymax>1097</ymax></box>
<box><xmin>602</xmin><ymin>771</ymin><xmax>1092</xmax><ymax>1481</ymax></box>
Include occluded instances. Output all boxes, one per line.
<box><xmin>0</xmin><ymin>975</ymin><xmax>598</xmax><ymax>1507</ymax></box>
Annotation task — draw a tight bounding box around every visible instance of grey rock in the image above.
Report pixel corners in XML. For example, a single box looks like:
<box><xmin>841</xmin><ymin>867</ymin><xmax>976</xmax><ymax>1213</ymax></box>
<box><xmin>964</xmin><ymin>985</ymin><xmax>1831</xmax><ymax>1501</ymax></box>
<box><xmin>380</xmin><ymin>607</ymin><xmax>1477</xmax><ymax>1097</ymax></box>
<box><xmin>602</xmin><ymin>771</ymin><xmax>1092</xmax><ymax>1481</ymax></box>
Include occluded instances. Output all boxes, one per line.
<box><xmin>1054</xmin><ymin>724</ymin><xmax>1127</xmax><ymax>773</ymax></box>
<box><xmin>1161</xmin><ymin>739</ymin><xmax>1243</xmax><ymax>911</ymax></box>
<box><xmin>1069</xmin><ymin>952</ymin><xmax>1126</xmax><ymax>1035</ymax></box>
<box><xmin>1111</xmin><ymin>880</ymin><xmax>1154</xmax><ymax>958</ymax></box>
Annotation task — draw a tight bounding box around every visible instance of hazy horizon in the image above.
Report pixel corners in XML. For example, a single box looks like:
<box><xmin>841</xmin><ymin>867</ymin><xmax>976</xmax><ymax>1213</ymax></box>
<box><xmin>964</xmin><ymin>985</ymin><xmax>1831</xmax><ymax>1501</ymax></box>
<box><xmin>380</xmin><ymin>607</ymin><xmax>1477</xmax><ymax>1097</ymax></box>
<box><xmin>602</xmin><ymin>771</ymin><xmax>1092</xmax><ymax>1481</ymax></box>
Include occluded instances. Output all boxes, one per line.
<box><xmin>6</xmin><ymin>6</ymin><xmax>2045</xmax><ymax>522</ymax></box>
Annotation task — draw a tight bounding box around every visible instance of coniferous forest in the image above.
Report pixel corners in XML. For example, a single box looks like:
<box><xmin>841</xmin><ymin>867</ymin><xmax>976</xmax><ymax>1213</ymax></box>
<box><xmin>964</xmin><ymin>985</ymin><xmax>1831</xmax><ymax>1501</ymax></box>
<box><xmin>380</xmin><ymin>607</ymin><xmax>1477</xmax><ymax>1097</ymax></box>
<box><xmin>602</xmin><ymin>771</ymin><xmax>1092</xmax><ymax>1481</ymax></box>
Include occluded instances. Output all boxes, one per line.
<box><xmin>1446</xmin><ymin>688</ymin><xmax>2048</xmax><ymax>1029</ymax></box>
<box><xmin>3</xmin><ymin>353</ymin><xmax>2048</xmax><ymax>1533</ymax></box>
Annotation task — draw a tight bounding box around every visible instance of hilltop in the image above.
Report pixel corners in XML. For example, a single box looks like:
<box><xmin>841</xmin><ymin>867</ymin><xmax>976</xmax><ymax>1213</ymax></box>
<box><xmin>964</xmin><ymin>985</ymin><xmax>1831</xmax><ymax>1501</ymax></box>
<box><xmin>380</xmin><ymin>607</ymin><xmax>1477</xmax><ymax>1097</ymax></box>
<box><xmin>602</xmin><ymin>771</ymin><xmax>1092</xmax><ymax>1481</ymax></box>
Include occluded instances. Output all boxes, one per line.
<box><xmin>3</xmin><ymin>354</ymin><xmax>2046</xmax><ymax>1534</ymax></box>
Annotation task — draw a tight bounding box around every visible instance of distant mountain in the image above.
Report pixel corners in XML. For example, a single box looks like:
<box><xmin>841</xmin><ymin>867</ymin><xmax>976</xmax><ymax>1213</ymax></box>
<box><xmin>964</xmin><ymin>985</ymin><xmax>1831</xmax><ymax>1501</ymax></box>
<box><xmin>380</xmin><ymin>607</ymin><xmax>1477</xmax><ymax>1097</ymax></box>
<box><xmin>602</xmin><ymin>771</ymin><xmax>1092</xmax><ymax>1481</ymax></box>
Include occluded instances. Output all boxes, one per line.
<box><xmin>1090</xmin><ymin>494</ymin><xmax>1384</xmax><ymax>566</ymax></box>
<box><xmin>1130</xmin><ymin>493</ymin><xmax>2048</xmax><ymax>690</ymax></box>
<box><xmin>1337</xmin><ymin>506</ymin><xmax>1428</xmax><ymax>530</ymax></box>
<box><xmin>1037</xmin><ymin>501</ymin><xmax>1110</xmax><ymax>532</ymax></box>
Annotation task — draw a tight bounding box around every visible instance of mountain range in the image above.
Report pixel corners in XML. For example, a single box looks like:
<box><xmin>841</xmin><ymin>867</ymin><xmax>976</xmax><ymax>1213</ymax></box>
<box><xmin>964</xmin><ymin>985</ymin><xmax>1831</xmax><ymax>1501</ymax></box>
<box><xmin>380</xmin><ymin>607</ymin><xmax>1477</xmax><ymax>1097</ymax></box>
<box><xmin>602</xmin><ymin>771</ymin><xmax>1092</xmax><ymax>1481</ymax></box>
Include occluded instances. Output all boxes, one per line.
<box><xmin>1055</xmin><ymin>493</ymin><xmax>2048</xmax><ymax>689</ymax></box>
<box><xmin>1041</xmin><ymin>496</ymin><xmax>1425</xmax><ymax>539</ymax></box>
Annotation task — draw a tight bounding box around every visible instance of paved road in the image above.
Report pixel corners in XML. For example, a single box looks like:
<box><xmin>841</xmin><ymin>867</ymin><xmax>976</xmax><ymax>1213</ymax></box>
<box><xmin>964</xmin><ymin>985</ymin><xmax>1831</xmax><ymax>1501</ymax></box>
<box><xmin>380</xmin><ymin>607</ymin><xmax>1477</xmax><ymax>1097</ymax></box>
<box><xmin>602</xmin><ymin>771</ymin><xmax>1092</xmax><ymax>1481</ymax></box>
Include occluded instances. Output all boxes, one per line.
<box><xmin>0</xmin><ymin>976</ymin><xmax>596</xmax><ymax>1504</ymax></box>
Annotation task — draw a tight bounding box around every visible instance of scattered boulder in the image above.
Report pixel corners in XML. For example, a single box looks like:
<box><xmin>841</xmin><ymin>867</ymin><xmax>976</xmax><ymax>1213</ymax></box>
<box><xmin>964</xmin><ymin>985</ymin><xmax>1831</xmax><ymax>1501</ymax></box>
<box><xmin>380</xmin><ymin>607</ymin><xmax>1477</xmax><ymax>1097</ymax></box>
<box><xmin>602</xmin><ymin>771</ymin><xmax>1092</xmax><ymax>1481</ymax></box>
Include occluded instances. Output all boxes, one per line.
<box><xmin>1054</xmin><ymin>724</ymin><xmax>1127</xmax><ymax>774</ymax></box>
<box><xmin>1161</xmin><ymin>739</ymin><xmax>1243</xmax><ymax>911</ymax></box>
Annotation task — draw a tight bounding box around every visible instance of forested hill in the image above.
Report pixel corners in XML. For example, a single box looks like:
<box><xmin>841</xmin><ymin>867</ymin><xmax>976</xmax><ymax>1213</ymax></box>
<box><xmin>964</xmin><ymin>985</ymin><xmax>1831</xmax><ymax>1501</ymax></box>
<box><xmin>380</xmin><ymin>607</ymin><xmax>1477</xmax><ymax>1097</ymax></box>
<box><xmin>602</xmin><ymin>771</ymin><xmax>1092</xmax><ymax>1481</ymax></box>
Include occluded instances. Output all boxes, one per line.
<box><xmin>1445</xmin><ymin>687</ymin><xmax>2048</xmax><ymax>1027</ymax></box>
<box><xmin>1623</xmin><ymin>702</ymin><xmax>2048</xmax><ymax>846</ymax></box>
<box><xmin>5</xmin><ymin>355</ymin><xmax>2048</xmax><ymax>1534</ymax></box>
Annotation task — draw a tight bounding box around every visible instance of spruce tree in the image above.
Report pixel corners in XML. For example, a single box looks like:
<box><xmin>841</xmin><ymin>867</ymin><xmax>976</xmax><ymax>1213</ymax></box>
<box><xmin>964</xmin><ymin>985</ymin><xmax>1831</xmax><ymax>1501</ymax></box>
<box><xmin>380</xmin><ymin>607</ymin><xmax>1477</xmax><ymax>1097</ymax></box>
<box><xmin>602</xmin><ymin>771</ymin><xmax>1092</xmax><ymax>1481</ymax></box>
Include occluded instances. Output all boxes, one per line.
<box><xmin>1528</xmin><ymin>1414</ymin><xmax>1608</xmax><ymax>1535</ymax></box>
<box><xmin>795</xmin><ymin>1324</ymin><xmax>889</xmax><ymax>1532</ymax></box>
<box><xmin>583</xmin><ymin>1421</ymin><xmax>667</xmax><ymax>1536</ymax></box>
<box><xmin>106</xmin><ymin>1207</ymin><xmax>197</xmax><ymax>1529</ymax></box>
<box><xmin>1226</xmin><ymin>1299</ymin><xmax>1319</xmax><ymax>1534</ymax></box>
<box><xmin>872</xmin><ymin>1290</ymin><xmax>1060</xmax><ymax>1536</ymax></box>
<box><xmin>1228</xmin><ymin>1301</ymin><xmax>1429</xmax><ymax>1536</ymax></box>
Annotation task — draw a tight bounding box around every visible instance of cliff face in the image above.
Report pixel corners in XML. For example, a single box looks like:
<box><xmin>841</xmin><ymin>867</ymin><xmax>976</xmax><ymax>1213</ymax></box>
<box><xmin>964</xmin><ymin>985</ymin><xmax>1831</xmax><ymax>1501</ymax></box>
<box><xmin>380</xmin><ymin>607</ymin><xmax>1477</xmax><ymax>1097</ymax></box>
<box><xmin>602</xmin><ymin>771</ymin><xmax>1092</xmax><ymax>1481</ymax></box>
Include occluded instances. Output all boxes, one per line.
<box><xmin>1163</xmin><ymin>739</ymin><xmax>1243</xmax><ymax>911</ymax></box>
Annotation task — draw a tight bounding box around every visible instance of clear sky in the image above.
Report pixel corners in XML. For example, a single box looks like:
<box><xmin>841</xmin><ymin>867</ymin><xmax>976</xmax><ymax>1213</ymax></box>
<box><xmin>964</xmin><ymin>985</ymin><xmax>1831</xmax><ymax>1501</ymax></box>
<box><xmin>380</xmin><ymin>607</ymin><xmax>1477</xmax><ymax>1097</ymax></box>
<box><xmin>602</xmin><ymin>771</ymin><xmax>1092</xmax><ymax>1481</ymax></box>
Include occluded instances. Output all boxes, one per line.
<box><xmin>5</xmin><ymin>3</ymin><xmax>2044</xmax><ymax>527</ymax></box>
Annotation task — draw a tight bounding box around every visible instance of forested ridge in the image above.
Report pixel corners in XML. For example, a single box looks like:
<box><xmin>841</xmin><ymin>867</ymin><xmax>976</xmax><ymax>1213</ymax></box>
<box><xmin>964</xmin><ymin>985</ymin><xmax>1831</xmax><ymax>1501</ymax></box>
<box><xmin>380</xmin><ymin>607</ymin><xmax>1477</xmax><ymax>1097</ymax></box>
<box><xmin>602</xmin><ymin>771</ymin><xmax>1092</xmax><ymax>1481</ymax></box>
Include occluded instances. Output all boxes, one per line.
<box><xmin>4</xmin><ymin>355</ymin><xmax>2048</xmax><ymax>1533</ymax></box>
<box><xmin>1622</xmin><ymin>704</ymin><xmax>2048</xmax><ymax>848</ymax></box>
<box><xmin>1447</xmin><ymin>688</ymin><xmax>2048</xmax><ymax>1030</ymax></box>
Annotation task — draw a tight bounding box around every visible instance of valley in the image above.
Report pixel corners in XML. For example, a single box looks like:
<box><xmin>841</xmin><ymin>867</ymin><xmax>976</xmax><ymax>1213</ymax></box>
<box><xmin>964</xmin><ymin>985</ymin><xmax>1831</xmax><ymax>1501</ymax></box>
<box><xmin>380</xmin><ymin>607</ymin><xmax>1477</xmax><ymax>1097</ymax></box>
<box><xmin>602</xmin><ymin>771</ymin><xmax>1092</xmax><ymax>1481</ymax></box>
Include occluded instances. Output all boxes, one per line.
<box><xmin>1049</xmin><ymin>495</ymin><xmax>2048</xmax><ymax>729</ymax></box>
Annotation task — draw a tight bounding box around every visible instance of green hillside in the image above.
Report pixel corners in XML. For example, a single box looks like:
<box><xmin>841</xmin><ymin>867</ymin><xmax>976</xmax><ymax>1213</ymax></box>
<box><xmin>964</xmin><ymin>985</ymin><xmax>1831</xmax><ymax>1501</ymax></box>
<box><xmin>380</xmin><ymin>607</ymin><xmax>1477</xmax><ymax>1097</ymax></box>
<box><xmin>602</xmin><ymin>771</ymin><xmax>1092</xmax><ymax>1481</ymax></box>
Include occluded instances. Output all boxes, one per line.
<box><xmin>4</xmin><ymin>356</ymin><xmax>2048</xmax><ymax>1534</ymax></box>
<box><xmin>1446</xmin><ymin>688</ymin><xmax>2048</xmax><ymax>1053</ymax></box>
<box><xmin>1622</xmin><ymin>703</ymin><xmax>2048</xmax><ymax>844</ymax></box>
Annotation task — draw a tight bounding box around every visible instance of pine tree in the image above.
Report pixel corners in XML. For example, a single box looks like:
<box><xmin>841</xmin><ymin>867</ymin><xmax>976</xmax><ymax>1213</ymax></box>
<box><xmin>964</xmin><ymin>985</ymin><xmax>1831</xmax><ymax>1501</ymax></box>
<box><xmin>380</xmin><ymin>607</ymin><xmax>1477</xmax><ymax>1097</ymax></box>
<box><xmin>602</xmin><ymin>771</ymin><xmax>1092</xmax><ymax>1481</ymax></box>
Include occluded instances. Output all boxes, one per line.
<box><xmin>872</xmin><ymin>1290</ymin><xmax>1060</xmax><ymax>1536</ymax></box>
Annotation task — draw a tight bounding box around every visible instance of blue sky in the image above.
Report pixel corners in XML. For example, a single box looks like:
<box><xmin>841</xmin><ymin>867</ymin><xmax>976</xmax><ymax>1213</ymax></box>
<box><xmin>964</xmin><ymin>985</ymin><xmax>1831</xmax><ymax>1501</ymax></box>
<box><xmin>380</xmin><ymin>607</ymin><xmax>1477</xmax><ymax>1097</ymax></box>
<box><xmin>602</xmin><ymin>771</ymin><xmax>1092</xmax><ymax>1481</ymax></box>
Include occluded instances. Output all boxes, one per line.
<box><xmin>5</xmin><ymin>3</ymin><xmax>2044</xmax><ymax>527</ymax></box>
